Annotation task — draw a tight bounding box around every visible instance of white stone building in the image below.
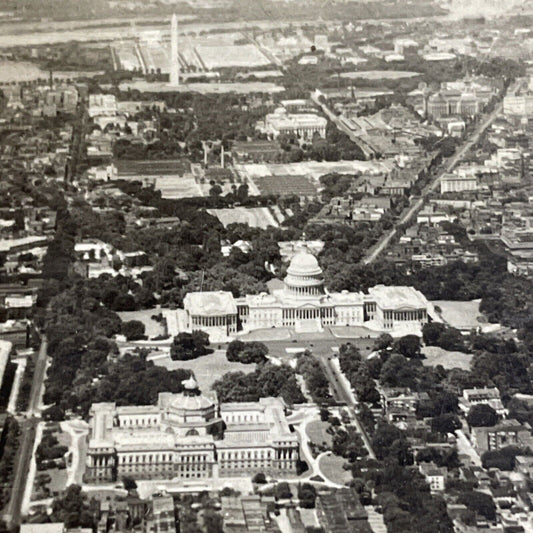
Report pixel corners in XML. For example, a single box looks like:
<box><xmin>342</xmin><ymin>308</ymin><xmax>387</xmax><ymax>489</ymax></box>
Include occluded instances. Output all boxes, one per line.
<box><xmin>182</xmin><ymin>247</ymin><xmax>429</xmax><ymax>337</ymax></box>
<box><xmin>261</xmin><ymin>108</ymin><xmax>327</xmax><ymax>140</ymax></box>
<box><xmin>88</xmin><ymin>94</ymin><xmax>117</xmax><ymax>118</ymax></box>
<box><xmin>85</xmin><ymin>378</ymin><xmax>299</xmax><ymax>483</ymax></box>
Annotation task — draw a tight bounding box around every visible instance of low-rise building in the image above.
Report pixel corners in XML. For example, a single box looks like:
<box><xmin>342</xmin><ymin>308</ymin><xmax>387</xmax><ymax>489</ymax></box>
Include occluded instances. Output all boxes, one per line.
<box><xmin>503</xmin><ymin>94</ymin><xmax>533</xmax><ymax>116</ymax></box>
<box><xmin>221</xmin><ymin>495</ymin><xmax>278</xmax><ymax>533</ymax></box>
<box><xmin>459</xmin><ymin>387</ymin><xmax>506</xmax><ymax>416</ymax></box>
<box><xmin>0</xmin><ymin>320</ymin><xmax>30</xmax><ymax>350</ymax></box>
<box><xmin>316</xmin><ymin>488</ymin><xmax>371</xmax><ymax>533</ymax></box>
<box><xmin>381</xmin><ymin>387</ymin><xmax>429</xmax><ymax>422</ymax></box>
<box><xmin>260</xmin><ymin>108</ymin><xmax>327</xmax><ymax>140</ymax></box>
<box><xmin>419</xmin><ymin>462</ymin><xmax>447</xmax><ymax>491</ymax></box>
<box><xmin>88</xmin><ymin>94</ymin><xmax>117</xmax><ymax>118</ymax></box>
<box><xmin>471</xmin><ymin>420</ymin><xmax>533</xmax><ymax>453</ymax></box>
<box><xmin>147</xmin><ymin>492</ymin><xmax>177</xmax><ymax>533</ymax></box>
<box><xmin>440</xmin><ymin>172</ymin><xmax>478</xmax><ymax>194</ymax></box>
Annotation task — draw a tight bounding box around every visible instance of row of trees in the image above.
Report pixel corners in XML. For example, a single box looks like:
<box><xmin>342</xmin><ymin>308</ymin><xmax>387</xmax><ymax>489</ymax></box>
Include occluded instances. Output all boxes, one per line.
<box><xmin>296</xmin><ymin>351</ymin><xmax>331</xmax><ymax>404</ymax></box>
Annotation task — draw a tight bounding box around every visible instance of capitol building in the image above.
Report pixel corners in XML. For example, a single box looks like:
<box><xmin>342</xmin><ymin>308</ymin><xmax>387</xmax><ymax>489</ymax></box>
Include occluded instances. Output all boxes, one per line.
<box><xmin>85</xmin><ymin>378</ymin><xmax>299</xmax><ymax>483</ymax></box>
<box><xmin>183</xmin><ymin>245</ymin><xmax>430</xmax><ymax>338</ymax></box>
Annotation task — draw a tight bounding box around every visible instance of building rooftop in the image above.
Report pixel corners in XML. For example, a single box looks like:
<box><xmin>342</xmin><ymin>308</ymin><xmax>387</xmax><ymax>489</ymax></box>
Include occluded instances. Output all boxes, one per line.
<box><xmin>20</xmin><ymin>524</ymin><xmax>65</xmax><ymax>533</ymax></box>
<box><xmin>0</xmin><ymin>236</ymin><xmax>49</xmax><ymax>253</ymax></box>
<box><xmin>184</xmin><ymin>291</ymin><xmax>237</xmax><ymax>316</ymax></box>
<box><xmin>368</xmin><ymin>285</ymin><xmax>428</xmax><ymax>310</ymax></box>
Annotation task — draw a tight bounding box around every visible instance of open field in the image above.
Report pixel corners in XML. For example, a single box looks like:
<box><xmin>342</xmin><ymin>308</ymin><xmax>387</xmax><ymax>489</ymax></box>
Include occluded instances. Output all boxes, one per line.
<box><xmin>156</xmin><ymin>176</ymin><xmax>203</xmax><ymax>199</ymax></box>
<box><xmin>114</xmin><ymin>42</ymin><xmax>142</xmax><ymax>71</ymax></box>
<box><xmin>0</xmin><ymin>61</ymin><xmax>103</xmax><ymax>83</ymax></box>
<box><xmin>306</xmin><ymin>420</ymin><xmax>333</xmax><ymax>448</ymax></box>
<box><xmin>238</xmin><ymin>328</ymin><xmax>292</xmax><ymax>342</ymax></box>
<box><xmin>207</xmin><ymin>207</ymin><xmax>280</xmax><ymax>228</ymax></box>
<box><xmin>118</xmin><ymin>80</ymin><xmax>285</xmax><ymax>94</ymax></box>
<box><xmin>422</xmin><ymin>346</ymin><xmax>473</xmax><ymax>371</ymax></box>
<box><xmin>117</xmin><ymin>309</ymin><xmax>166</xmax><ymax>338</ymax></box>
<box><xmin>431</xmin><ymin>299</ymin><xmax>493</xmax><ymax>331</ymax></box>
<box><xmin>339</xmin><ymin>70</ymin><xmax>420</xmax><ymax>80</ymax></box>
<box><xmin>153</xmin><ymin>349</ymin><xmax>256</xmax><ymax>392</ymax></box>
<box><xmin>197</xmin><ymin>44</ymin><xmax>270</xmax><ymax>69</ymax></box>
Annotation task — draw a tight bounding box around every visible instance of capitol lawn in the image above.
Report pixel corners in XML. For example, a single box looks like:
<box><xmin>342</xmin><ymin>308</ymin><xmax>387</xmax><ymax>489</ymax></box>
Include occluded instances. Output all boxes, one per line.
<box><xmin>306</xmin><ymin>419</ymin><xmax>333</xmax><ymax>449</ymax></box>
<box><xmin>318</xmin><ymin>454</ymin><xmax>352</xmax><ymax>485</ymax></box>
<box><xmin>155</xmin><ymin>349</ymin><xmax>256</xmax><ymax>392</ymax></box>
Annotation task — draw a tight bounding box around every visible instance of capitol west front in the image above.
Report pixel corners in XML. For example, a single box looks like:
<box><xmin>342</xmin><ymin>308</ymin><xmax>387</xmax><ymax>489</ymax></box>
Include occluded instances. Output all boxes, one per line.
<box><xmin>183</xmin><ymin>246</ymin><xmax>430</xmax><ymax>338</ymax></box>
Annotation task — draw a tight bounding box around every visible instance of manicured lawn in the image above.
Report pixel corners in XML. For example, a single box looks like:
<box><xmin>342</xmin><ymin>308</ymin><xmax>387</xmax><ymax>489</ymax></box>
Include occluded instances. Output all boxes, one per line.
<box><xmin>318</xmin><ymin>454</ymin><xmax>352</xmax><ymax>484</ymax></box>
<box><xmin>155</xmin><ymin>349</ymin><xmax>256</xmax><ymax>392</ymax></box>
<box><xmin>117</xmin><ymin>309</ymin><xmax>166</xmax><ymax>338</ymax></box>
<box><xmin>431</xmin><ymin>299</ymin><xmax>490</xmax><ymax>330</ymax></box>
<box><xmin>422</xmin><ymin>346</ymin><xmax>473</xmax><ymax>371</ymax></box>
<box><xmin>306</xmin><ymin>420</ymin><xmax>333</xmax><ymax>448</ymax></box>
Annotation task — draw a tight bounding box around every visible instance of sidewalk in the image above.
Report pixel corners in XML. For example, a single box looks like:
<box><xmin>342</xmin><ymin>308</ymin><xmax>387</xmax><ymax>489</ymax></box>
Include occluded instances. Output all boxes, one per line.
<box><xmin>61</xmin><ymin>420</ymin><xmax>89</xmax><ymax>486</ymax></box>
<box><xmin>7</xmin><ymin>357</ymin><xmax>26</xmax><ymax>414</ymax></box>
<box><xmin>21</xmin><ymin>421</ymin><xmax>44</xmax><ymax>515</ymax></box>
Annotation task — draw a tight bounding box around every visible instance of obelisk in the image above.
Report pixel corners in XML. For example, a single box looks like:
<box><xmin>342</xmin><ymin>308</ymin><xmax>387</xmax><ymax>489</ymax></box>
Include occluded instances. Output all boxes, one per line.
<box><xmin>170</xmin><ymin>14</ymin><xmax>180</xmax><ymax>86</ymax></box>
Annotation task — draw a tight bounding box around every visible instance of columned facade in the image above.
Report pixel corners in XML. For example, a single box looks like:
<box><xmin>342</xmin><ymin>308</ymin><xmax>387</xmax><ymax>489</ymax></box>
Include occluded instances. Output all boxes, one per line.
<box><xmin>182</xmin><ymin>249</ymin><xmax>430</xmax><ymax>336</ymax></box>
<box><xmin>85</xmin><ymin>383</ymin><xmax>299</xmax><ymax>483</ymax></box>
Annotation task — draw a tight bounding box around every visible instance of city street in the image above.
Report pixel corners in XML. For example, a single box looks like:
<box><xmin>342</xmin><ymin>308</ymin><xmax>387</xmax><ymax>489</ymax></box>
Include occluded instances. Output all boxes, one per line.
<box><xmin>4</xmin><ymin>337</ymin><xmax>48</xmax><ymax>527</ymax></box>
<box><xmin>362</xmin><ymin>78</ymin><xmax>523</xmax><ymax>265</ymax></box>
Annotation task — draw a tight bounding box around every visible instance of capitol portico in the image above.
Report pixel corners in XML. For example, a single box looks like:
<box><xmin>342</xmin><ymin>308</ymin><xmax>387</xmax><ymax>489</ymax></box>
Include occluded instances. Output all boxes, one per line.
<box><xmin>183</xmin><ymin>245</ymin><xmax>430</xmax><ymax>337</ymax></box>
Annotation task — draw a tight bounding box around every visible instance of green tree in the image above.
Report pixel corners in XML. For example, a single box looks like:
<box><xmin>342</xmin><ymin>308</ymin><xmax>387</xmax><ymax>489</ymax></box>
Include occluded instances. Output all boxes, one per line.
<box><xmin>394</xmin><ymin>335</ymin><xmax>421</xmax><ymax>359</ymax></box>
<box><xmin>298</xmin><ymin>483</ymin><xmax>317</xmax><ymax>508</ymax></box>
<box><xmin>466</xmin><ymin>404</ymin><xmax>498</xmax><ymax>428</ymax></box>
<box><xmin>275</xmin><ymin>482</ymin><xmax>292</xmax><ymax>500</ymax></box>
<box><xmin>226</xmin><ymin>340</ymin><xmax>268</xmax><ymax>364</ymax></box>
<box><xmin>457</xmin><ymin>491</ymin><xmax>496</xmax><ymax>521</ymax></box>
<box><xmin>481</xmin><ymin>446</ymin><xmax>521</xmax><ymax>471</ymax></box>
<box><xmin>121</xmin><ymin>320</ymin><xmax>146</xmax><ymax>341</ymax></box>
<box><xmin>170</xmin><ymin>331</ymin><xmax>212</xmax><ymax>361</ymax></box>
<box><xmin>122</xmin><ymin>476</ymin><xmax>137</xmax><ymax>491</ymax></box>
<box><xmin>431</xmin><ymin>414</ymin><xmax>461</xmax><ymax>435</ymax></box>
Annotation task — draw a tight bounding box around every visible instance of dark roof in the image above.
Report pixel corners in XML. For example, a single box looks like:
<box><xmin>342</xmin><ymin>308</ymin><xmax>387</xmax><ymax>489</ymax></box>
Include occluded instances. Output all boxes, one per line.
<box><xmin>116</xmin><ymin>159</ymin><xmax>191</xmax><ymax>176</ymax></box>
<box><xmin>254</xmin><ymin>174</ymin><xmax>318</xmax><ymax>197</ymax></box>
<box><xmin>316</xmin><ymin>488</ymin><xmax>371</xmax><ymax>533</ymax></box>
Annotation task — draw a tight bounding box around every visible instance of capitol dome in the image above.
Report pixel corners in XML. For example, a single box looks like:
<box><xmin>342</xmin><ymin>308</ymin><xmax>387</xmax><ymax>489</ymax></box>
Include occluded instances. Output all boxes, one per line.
<box><xmin>287</xmin><ymin>250</ymin><xmax>323</xmax><ymax>277</ymax></box>
<box><xmin>284</xmin><ymin>247</ymin><xmax>324</xmax><ymax>297</ymax></box>
<box><xmin>170</xmin><ymin>394</ymin><xmax>214</xmax><ymax>412</ymax></box>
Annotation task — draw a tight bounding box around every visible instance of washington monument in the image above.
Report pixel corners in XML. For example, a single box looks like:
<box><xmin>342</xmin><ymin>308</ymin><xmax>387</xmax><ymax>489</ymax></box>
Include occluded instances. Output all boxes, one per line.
<box><xmin>170</xmin><ymin>13</ymin><xmax>180</xmax><ymax>85</ymax></box>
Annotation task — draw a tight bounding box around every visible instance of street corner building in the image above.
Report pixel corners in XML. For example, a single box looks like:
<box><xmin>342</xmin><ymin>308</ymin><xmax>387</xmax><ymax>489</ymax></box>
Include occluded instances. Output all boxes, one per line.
<box><xmin>84</xmin><ymin>378</ymin><xmax>299</xmax><ymax>483</ymax></box>
<box><xmin>182</xmin><ymin>245</ymin><xmax>430</xmax><ymax>339</ymax></box>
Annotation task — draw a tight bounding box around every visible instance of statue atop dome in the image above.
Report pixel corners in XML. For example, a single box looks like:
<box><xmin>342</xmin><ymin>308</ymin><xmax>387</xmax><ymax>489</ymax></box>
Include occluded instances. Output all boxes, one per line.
<box><xmin>182</xmin><ymin>376</ymin><xmax>199</xmax><ymax>396</ymax></box>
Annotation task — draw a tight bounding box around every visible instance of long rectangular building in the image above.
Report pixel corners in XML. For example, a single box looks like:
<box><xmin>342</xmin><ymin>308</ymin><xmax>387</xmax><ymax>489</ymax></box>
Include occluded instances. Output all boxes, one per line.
<box><xmin>183</xmin><ymin>248</ymin><xmax>429</xmax><ymax>338</ymax></box>
<box><xmin>85</xmin><ymin>384</ymin><xmax>299</xmax><ymax>483</ymax></box>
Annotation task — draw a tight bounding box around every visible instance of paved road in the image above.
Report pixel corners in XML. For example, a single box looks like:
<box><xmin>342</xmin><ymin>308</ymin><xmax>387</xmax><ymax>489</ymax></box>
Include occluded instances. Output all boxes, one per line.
<box><xmin>317</xmin><ymin>354</ymin><xmax>376</xmax><ymax>460</ymax></box>
<box><xmin>259</xmin><ymin>334</ymin><xmax>377</xmax><ymax>459</ymax></box>
<box><xmin>311</xmin><ymin>92</ymin><xmax>376</xmax><ymax>159</ymax></box>
<box><xmin>5</xmin><ymin>337</ymin><xmax>48</xmax><ymax>527</ymax></box>
<box><xmin>456</xmin><ymin>427</ymin><xmax>482</xmax><ymax>467</ymax></box>
<box><xmin>361</xmin><ymin>79</ymin><xmax>523</xmax><ymax>265</ymax></box>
